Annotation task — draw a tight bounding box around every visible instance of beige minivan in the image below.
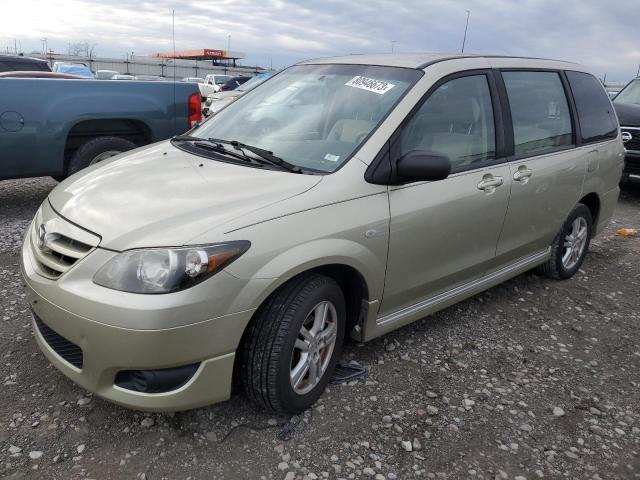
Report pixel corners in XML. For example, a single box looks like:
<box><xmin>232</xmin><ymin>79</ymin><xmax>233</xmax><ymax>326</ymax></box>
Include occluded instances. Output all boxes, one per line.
<box><xmin>21</xmin><ymin>54</ymin><xmax>623</xmax><ymax>413</ymax></box>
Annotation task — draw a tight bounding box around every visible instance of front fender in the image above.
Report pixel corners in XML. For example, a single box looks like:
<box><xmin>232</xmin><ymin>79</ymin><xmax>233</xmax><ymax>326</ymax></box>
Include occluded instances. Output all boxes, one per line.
<box><xmin>223</xmin><ymin>195</ymin><xmax>390</xmax><ymax>306</ymax></box>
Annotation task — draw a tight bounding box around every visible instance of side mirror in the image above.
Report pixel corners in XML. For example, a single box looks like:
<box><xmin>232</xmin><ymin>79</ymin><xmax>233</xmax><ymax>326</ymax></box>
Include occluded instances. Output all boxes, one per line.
<box><xmin>396</xmin><ymin>150</ymin><xmax>451</xmax><ymax>182</ymax></box>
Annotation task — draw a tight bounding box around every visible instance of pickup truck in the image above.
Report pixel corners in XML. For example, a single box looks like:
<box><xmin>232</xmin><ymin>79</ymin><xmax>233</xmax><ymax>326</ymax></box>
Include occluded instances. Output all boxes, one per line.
<box><xmin>198</xmin><ymin>74</ymin><xmax>233</xmax><ymax>99</ymax></box>
<box><xmin>0</xmin><ymin>78</ymin><xmax>201</xmax><ymax>180</ymax></box>
<box><xmin>613</xmin><ymin>77</ymin><xmax>640</xmax><ymax>182</ymax></box>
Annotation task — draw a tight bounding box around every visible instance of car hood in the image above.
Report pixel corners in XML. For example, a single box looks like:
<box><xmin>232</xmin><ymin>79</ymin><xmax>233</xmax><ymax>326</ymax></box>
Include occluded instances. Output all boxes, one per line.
<box><xmin>48</xmin><ymin>142</ymin><xmax>322</xmax><ymax>250</ymax></box>
<box><xmin>614</xmin><ymin>101</ymin><xmax>640</xmax><ymax>127</ymax></box>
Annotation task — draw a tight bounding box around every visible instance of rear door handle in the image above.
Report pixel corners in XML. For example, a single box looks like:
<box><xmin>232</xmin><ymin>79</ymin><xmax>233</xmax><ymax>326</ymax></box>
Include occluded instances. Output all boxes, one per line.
<box><xmin>513</xmin><ymin>167</ymin><xmax>533</xmax><ymax>182</ymax></box>
<box><xmin>477</xmin><ymin>175</ymin><xmax>504</xmax><ymax>192</ymax></box>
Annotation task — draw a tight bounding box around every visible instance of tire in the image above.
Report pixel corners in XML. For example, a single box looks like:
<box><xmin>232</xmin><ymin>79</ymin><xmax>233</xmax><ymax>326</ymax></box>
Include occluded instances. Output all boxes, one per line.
<box><xmin>239</xmin><ymin>273</ymin><xmax>346</xmax><ymax>414</ymax></box>
<box><xmin>67</xmin><ymin>136</ymin><xmax>136</xmax><ymax>176</ymax></box>
<box><xmin>536</xmin><ymin>204</ymin><xmax>593</xmax><ymax>280</ymax></box>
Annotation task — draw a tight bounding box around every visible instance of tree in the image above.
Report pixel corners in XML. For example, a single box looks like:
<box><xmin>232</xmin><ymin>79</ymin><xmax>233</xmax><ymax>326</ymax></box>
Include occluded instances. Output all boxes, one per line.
<box><xmin>68</xmin><ymin>41</ymin><xmax>97</xmax><ymax>58</ymax></box>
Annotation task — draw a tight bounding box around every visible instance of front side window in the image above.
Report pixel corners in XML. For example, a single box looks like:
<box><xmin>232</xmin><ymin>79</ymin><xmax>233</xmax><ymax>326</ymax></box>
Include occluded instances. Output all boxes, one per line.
<box><xmin>192</xmin><ymin>64</ymin><xmax>422</xmax><ymax>172</ymax></box>
<box><xmin>503</xmin><ymin>71</ymin><xmax>573</xmax><ymax>157</ymax></box>
<box><xmin>614</xmin><ymin>79</ymin><xmax>640</xmax><ymax>105</ymax></box>
<box><xmin>399</xmin><ymin>74</ymin><xmax>496</xmax><ymax>172</ymax></box>
<box><xmin>566</xmin><ymin>71</ymin><xmax>617</xmax><ymax>143</ymax></box>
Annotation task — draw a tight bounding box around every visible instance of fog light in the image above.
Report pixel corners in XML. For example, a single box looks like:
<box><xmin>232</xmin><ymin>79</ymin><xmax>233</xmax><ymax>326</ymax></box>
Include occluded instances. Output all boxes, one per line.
<box><xmin>115</xmin><ymin>364</ymin><xmax>199</xmax><ymax>393</ymax></box>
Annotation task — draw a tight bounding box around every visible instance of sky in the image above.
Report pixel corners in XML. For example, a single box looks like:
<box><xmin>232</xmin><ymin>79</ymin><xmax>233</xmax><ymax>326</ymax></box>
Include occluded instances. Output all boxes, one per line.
<box><xmin>1</xmin><ymin>0</ymin><xmax>639</xmax><ymax>83</ymax></box>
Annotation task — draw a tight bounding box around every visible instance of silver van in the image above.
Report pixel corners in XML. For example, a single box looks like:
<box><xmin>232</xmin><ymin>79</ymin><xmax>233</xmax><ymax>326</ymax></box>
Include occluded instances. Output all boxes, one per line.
<box><xmin>21</xmin><ymin>54</ymin><xmax>624</xmax><ymax>413</ymax></box>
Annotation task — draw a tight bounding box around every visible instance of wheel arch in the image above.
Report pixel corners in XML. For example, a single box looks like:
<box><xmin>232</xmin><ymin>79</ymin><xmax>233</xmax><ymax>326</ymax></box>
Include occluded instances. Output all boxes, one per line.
<box><xmin>63</xmin><ymin>118</ymin><xmax>153</xmax><ymax>172</ymax></box>
<box><xmin>232</xmin><ymin>261</ymin><xmax>372</xmax><ymax>390</ymax></box>
<box><xmin>578</xmin><ymin>192</ymin><xmax>601</xmax><ymax>225</ymax></box>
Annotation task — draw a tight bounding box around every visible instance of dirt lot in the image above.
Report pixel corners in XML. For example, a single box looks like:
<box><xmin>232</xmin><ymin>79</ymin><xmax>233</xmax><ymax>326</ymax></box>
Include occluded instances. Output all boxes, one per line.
<box><xmin>1</xmin><ymin>178</ymin><xmax>639</xmax><ymax>480</ymax></box>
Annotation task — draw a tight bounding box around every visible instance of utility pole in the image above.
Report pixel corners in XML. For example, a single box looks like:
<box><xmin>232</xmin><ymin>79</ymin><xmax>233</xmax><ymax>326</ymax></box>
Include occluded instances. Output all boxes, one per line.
<box><xmin>461</xmin><ymin>10</ymin><xmax>470</xmax><ymax>53</ymax></box>
<box><xmin>637</xmin><ymin>63</ymin><xmax>640</xmax><ymax>78</ymax></box>
<box><xmin>391</xmin><ymin>40</ymin><xmax>397</xmax><ymax>54</ymax></box>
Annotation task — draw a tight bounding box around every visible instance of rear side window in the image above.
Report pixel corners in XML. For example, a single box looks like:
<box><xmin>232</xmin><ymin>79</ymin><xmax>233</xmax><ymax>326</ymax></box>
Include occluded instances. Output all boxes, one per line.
<box><xmin>566</xmin><ymin>71</ymin><xmax>618</xmax><ymax>143</ymax></box>
<box><xmin>400</xmin><ymin>74</ymin><xmax>496</xmax><ymax>173</ymax></box>
<box><xmin>502</xmin><ymin>71</ymin><xmax>573</xmax><ymax>157</ymax></box>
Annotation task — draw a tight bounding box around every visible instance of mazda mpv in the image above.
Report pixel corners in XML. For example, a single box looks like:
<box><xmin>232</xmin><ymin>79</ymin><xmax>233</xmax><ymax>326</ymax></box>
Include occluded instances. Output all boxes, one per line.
<box><xmin>21</xmin><ymin>54</ymin><xmax>624</xmax><ymax>413</ymax></box>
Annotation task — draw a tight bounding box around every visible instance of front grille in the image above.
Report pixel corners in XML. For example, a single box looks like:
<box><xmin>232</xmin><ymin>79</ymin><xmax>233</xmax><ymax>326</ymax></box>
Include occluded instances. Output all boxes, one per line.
<box><xmin>622</xmin><ymin>127</ymin><xmax>640</xmax><ymax>152</ymax></box>
<box><xmin>624</xmin><ymin>156</ymin><xmax>640</xmax><ymax>175</ymax></box>
<box><xmin>33</xmin><ymin>313</ymin><xmax>83</xmax><ymax>369</ymax></box>
<box><xmin>29</xmin><ymin>225</ymin><xmax>93</xmax><ymax>278</ymax></box>
<box><xmin>28</xmin><ymin>203</ymin><xmax>100</xmax><ymax>279</ymax></box>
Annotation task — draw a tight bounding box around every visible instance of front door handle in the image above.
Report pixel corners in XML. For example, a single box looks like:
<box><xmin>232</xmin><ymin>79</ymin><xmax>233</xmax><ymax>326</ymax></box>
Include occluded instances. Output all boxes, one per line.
<box><xmin>477</xmin><ymin>175</ymin><xmax>504</xmax><ymax>192</ymax></box>
<box><xmin>513</xmin><ymin>167</ymin><xmax>533</xmax><ymax>182</ymax></box>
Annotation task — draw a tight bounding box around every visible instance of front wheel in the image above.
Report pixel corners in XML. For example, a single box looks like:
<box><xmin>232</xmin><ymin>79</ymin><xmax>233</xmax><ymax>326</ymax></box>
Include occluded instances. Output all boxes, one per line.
<box><xmin>239</xmin><ymin>273</ymin><xmax>345</xmax><ymax>414</ymax></box>
<box><xmin>67</xmin><ymin>136</ymin><xmax>136</xmax><ymax>176</ymax></box>
<box><xmin>537</xmin><ymin>204</ymin><xmax>593</xmax><ymax>280</ymax></box>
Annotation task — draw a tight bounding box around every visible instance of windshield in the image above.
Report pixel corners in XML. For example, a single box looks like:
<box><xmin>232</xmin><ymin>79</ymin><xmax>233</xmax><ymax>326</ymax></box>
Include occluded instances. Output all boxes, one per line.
<box><xmin>192</xmin><ymin>64</ymin><xmax>422</xmax><ymax>172</ymax></box>
<box><xmin>614</xmin><ymin>79</ymin><xmax>640</xmax><ymax>105</ymax></box>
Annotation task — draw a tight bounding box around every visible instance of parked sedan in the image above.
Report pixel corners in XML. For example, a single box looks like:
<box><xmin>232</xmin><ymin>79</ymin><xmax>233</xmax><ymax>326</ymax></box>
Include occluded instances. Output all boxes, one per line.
<box><xmin>219</xmin><ymin>75</ymin><xmax>251</xmax><ymax>91</ymax></box>
<box><xmin>0</xmin><ymin>54</ymin><xmax>50</xmax><ymax>72</ymax></box>
<box><xmin>203</xmin><ymin>73</ymin><xmax>272</xmax><ymax>116</ymax></box>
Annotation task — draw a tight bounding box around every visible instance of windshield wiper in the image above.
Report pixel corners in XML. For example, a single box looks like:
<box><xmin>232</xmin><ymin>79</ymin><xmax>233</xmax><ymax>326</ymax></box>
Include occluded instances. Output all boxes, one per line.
<box><xmin>207</xmin><ymin>138</ymin><xmax>303</xmax><ymax>173</ymax></box>
<box><xmin>172</xmin><ymin>135</ymin><xmax>260</xmax><ymax>165</ymax></box>
<box><xmin>173</xmin><ymin>135</ymin><xmax>303</xmax><ymax>173</ymax></box>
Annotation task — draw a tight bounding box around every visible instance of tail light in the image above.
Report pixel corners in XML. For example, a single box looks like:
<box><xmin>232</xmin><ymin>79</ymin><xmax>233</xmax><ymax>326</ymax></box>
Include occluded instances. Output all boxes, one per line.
<box><xmin>188</xmin><ymin>92</ymin><xmax>202</xmax><ymax>128</ymax></box>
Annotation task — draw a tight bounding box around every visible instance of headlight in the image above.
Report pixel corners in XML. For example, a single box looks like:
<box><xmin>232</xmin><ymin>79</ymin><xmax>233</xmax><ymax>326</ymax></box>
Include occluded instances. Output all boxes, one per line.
<box><xmin>93</xmin><ymin>241</ymin><xmax>250</xmax><ymax>294</ymax></box>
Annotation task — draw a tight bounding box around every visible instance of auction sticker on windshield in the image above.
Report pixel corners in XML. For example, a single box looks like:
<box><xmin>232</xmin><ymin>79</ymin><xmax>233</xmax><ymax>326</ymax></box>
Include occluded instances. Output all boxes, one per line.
<box><xmin>345</xmin><ymin>76</ymin><xmax>395</xmax><ymax>95</ymax></box>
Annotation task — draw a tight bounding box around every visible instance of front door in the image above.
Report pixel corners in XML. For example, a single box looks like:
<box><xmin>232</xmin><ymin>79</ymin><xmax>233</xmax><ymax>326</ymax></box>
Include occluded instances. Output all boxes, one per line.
<box><xmin>380</xmin><ymin>71</ymin><xmax>511</xmax><ymax>317</ymax></box>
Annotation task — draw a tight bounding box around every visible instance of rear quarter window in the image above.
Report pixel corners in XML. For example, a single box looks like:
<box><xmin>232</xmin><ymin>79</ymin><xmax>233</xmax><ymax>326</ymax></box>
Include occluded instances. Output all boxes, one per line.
<box><xmin>566</xmin><ymin>71</ymin><xmax>618</xmax><ymax>144</ymax></box>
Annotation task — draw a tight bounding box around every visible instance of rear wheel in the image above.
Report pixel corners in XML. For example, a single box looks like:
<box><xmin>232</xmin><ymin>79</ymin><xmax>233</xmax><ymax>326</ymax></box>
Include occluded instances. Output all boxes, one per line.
<box><xmin>239</xmin><ymin>273</ymin><xmax>345</xmax><ymax>414</ymax></box>
<box><xmin>536</xmin><ymin>204</ymin><xmax>593</xmax><ymax>280</ymax></box>
<box><xmin>67</xmin><ymin>136</ymin><xmax>136</xmax><ymax>176</ymax></box>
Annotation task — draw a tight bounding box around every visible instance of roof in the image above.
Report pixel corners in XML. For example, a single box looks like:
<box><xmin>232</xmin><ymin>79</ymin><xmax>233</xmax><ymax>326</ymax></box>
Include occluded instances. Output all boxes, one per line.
<box><xmin>298</xmin><ymin>53</ymin><xmax>582</xmax><ymax>70</ymax></box>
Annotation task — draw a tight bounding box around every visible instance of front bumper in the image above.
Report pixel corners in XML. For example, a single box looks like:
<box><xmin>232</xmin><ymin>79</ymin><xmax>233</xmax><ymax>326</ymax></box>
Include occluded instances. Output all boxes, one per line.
<box><xmin>27</xmin><ymin>289</ymin><xmax>248</xmax><ymax>411</ymax></box>
<box><xmin>21</xmin><ymin>217</ymin><xmax>262</xmax><ymax>411</ymax></box>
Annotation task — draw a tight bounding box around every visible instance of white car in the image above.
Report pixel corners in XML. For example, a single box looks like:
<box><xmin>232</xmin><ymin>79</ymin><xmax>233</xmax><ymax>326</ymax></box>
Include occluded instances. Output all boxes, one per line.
<box><xmin>111</xmin><ymin>74</ymin><xmax>136</xmax><ymax>81</ymax></box>
<box><xmin>97</xmin><ymin>70</ymin><xmax>119</xmax><ymax>80</ymax></box>
<box><xmin>182</xmin><ymin>77</ymin><xmax>205</xmax><ymax>84</ymax></box>
<box><xmin>198</xmin><ymin>74</ymin><xmax>234</xmax><ymax>100</ymax></box>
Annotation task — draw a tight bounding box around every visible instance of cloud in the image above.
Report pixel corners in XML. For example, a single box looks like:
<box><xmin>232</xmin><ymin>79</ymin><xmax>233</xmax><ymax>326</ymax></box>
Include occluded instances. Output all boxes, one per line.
<box><xmin>0</xmin><ymin>0</ymin><xmax>638</xmax><ymax>80</ymax></box>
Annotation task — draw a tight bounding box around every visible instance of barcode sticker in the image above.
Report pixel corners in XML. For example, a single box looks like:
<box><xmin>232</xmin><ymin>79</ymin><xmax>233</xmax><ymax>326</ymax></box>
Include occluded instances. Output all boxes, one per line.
<box><xmin>345</xmin><ymin>76</ymin><xmax>395</xmax><ymax>95</ymax></box>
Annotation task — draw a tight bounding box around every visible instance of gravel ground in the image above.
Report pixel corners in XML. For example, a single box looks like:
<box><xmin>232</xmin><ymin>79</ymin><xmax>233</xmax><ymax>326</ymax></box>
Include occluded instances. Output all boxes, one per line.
<box><xmin>1</xmin><ymin>178</ymin><xmax>639</xmax><ymax>480</ymax></box>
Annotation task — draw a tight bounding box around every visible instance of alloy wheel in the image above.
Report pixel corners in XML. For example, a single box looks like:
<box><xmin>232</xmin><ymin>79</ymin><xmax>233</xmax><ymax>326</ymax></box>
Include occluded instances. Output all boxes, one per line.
<box><xmin>290</xmin><ymin>301</ymin><xmax>338</xmax><ymax>395</ymax></box>
<box><xmin>562</xmin><ymin>216</ymin><xmax>588</xmax><ymax>270</ymax></box>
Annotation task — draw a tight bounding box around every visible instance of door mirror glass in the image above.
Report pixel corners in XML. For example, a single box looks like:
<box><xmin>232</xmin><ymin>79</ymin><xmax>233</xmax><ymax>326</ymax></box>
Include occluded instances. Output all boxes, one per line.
<box><xmin>396</xmin><ymin>150</ymin><xmax>451</xmax><ymax>182</ymax></box>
